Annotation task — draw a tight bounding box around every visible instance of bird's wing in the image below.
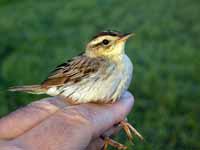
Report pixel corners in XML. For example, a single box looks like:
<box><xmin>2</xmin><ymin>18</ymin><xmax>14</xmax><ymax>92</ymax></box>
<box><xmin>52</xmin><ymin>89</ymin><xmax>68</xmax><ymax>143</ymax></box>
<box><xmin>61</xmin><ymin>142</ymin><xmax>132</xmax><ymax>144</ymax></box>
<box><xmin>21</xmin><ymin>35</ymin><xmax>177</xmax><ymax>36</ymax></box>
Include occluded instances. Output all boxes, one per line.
<box><xmin>41</xmin><ymin>55</ymin><xmax>105</xmax><ymax>88</ymax></box>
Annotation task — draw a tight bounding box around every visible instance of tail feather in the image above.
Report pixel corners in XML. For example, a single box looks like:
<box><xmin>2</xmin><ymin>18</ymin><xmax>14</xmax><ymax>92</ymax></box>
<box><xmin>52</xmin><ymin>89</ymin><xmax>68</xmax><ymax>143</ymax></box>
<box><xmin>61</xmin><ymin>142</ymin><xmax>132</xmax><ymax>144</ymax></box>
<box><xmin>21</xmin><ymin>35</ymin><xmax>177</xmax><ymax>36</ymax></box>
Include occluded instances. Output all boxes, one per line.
<box><xmin>8</xmin><ymin>85</ymin><xmax>46</xmax><ymax>94</ymax></box>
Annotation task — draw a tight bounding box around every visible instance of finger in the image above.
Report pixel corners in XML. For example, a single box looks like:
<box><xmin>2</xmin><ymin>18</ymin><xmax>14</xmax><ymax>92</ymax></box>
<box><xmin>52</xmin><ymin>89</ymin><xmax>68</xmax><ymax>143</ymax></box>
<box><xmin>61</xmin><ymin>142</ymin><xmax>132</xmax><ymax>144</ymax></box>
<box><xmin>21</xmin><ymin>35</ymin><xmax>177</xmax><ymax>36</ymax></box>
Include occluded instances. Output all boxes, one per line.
<box><xmin>67</xmin><ymin>91</ymin><xmax>134</xmax><ymax>138</ymax></box>
<box><xmin>86</xmin><ymin>125</ymin><xmax>121</xmax><ymax>150</ymax></box>
<box><xmin>86</xmin><ymin>138</ymin><xmax>104</xmax><ymax>150</ymax></box>
<box><xmin>9</xmin><ymin>91</ymin><xmax>133</xmax><ymax>150</ymax></box>
<box><xmin>13</xmin><ymin>111</ymin><xmax>121</xmax><ymax>150</ymax></box>
<box><xmin>0</xmin><ymin>96</ymin><xmax>66</xmax><ymax>140</ymax></box>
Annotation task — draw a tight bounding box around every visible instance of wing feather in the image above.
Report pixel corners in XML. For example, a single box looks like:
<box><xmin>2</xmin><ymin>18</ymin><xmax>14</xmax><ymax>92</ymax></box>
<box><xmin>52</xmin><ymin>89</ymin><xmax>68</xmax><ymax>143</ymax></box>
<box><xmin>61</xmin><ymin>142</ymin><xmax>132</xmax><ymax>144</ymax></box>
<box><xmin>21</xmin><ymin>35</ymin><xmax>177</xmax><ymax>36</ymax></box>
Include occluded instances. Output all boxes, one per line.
<box><xmin>41</xmin><ymin>55</ymin><xmax>105</xmax><ymax>87</ymax></box>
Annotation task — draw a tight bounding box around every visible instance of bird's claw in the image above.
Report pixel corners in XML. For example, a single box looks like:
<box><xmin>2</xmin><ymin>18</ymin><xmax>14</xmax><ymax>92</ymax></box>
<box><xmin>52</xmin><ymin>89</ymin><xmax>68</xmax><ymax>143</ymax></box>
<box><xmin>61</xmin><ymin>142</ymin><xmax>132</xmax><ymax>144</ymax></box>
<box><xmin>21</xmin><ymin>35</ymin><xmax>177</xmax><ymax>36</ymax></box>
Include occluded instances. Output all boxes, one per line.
<box><xmin>119</xmin><ymin>120</ymin><xmax>144</xmax><ymax>142</ymax></box>
<box><xmin>101</xmin><ymin>136</ymin><xmax>127</xmax><ymax>150</ymax></box>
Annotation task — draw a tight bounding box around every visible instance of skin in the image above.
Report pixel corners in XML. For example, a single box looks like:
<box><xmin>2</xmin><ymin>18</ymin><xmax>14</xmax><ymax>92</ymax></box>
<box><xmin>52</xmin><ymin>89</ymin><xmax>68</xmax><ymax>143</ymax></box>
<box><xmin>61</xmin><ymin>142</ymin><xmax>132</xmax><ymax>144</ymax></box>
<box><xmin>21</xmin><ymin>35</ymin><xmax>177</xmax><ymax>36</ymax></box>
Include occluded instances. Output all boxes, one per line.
<box><xmin>0</xmin><ymin>91</ymin><xmax>134</xmax><ymax>150</ymax></box>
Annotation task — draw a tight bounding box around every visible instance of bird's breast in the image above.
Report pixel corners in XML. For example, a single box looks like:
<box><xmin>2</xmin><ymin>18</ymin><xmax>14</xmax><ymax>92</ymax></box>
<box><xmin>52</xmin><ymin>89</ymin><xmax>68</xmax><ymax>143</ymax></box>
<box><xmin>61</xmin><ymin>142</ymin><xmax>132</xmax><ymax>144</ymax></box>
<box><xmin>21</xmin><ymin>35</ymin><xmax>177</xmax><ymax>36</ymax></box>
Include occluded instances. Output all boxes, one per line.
<box><xmin>57</xmin><ymin>55</ymin><xmax>133</xmax><ymax>104</ymax></box>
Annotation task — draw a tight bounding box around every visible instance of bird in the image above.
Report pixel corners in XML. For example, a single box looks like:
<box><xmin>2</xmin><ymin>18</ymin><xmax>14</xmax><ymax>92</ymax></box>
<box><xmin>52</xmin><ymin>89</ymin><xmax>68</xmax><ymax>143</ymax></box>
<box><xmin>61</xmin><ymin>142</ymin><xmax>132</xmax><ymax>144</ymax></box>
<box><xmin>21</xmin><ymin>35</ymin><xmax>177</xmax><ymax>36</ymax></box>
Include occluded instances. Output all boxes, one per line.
<box><xmin>9</xmin><ymin>30</ymin><xmax>143</xmax><ymax>149</ymax></box>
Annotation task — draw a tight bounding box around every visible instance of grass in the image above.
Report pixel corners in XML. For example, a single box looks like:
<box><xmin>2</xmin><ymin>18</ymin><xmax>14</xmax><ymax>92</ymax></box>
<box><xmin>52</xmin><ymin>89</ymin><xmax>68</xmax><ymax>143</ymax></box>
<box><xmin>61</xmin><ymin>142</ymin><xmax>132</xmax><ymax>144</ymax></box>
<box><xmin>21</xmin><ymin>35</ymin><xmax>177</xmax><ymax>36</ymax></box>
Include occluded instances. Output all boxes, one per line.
<box><xmin>0</xmin><ymin>0</ymin><xmax>199</xmax><ymax>149</ymax></box>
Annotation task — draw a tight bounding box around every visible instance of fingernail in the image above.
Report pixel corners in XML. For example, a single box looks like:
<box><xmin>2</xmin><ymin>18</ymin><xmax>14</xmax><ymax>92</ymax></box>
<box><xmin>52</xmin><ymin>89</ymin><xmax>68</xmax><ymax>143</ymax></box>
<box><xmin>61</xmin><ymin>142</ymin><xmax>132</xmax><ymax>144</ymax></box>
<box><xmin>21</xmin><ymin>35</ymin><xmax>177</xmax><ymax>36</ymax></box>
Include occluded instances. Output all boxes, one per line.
<box><xmin>120</xmin><ymin>91</ymin><xmax>133</xmax><ymax>100</ymax></box>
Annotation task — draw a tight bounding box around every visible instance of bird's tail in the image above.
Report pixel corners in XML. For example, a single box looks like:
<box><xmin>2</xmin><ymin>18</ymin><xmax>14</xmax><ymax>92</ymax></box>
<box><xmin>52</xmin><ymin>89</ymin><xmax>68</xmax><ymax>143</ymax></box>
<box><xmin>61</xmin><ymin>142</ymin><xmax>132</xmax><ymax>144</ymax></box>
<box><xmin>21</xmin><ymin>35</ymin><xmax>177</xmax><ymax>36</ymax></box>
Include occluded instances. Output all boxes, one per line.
<box><xmin>8</xmin><ymin>85</ymin><xmax>46</xmax><ymax>94</ymax></box>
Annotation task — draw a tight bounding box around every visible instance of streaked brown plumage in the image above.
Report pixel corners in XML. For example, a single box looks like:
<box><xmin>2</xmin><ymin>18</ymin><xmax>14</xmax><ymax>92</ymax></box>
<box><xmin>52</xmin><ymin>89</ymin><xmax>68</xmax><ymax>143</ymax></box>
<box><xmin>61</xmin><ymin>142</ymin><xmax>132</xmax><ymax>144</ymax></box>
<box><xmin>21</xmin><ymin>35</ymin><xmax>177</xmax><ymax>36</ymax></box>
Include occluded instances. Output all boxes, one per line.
<box><xmin>42</xmin><ymin>55</ymin><xmax>103</xmax><ymax>87</ymax></box>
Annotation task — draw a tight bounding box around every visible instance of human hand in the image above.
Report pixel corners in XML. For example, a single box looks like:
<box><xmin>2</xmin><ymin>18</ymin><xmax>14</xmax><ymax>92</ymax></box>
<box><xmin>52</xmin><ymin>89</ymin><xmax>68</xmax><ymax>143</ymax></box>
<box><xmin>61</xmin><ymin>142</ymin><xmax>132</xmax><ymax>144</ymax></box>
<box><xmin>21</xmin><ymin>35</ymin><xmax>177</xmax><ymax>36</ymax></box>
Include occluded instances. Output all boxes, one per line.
<box><xmin>0</xmin><ymin>91</ymin><xmax>134</xmax><ymax>150</ymax></box>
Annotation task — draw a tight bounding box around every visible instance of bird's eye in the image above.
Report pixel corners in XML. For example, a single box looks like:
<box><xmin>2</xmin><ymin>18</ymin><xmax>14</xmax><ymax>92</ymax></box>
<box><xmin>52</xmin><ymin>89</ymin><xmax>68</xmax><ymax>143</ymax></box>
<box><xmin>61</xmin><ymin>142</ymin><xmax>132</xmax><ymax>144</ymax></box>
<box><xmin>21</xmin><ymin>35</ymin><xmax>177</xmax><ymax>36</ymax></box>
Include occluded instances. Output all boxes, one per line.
<box><xmin>102</xmin><ymin>39</ymin><xmax>110</xmax><ymax>45</ymax></box>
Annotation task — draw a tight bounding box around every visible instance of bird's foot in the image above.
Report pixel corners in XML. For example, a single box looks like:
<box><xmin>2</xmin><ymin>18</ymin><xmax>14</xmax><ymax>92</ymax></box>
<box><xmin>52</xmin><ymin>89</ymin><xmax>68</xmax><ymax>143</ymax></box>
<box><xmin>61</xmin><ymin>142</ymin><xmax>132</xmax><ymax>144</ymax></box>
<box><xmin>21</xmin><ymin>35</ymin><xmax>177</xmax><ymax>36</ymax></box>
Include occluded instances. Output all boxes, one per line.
<box><xmin>101</xmin><ymin>136</ymin><xmax>127</xmax><ymax>150</ymax></box>
<box><xmin>119</xmin><ymin>120</ymin><xmax>143</xmax><ymax>142</ymax></box>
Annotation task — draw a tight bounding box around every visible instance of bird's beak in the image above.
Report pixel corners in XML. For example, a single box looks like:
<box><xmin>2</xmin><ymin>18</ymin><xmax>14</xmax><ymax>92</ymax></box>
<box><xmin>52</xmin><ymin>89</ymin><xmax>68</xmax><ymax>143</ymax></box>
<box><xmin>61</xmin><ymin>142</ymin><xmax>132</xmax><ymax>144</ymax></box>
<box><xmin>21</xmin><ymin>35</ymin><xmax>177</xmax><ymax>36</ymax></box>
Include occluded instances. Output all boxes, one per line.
<box><xmin>118</xmin><ymin>32</ymin><xmax>135</xmax><ymax>42</ymax></box>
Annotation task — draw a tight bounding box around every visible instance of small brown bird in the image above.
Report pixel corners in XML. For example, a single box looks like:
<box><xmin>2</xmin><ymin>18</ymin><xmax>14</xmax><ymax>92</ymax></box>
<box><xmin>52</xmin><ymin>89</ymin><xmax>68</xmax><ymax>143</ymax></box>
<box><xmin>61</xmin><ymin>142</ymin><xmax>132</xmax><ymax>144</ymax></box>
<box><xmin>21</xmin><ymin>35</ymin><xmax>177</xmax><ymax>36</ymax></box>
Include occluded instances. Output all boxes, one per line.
<box><xmin>9</xmin><ymin>30</ymin><xmax>143</xmax><ymax>149</ymax></box>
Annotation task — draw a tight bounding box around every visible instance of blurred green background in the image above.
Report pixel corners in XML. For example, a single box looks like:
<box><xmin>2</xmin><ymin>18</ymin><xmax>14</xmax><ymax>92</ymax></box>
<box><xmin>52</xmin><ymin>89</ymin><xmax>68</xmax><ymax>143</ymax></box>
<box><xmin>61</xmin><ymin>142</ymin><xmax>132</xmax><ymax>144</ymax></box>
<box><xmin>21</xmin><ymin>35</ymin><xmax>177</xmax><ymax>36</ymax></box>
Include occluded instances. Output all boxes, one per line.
<box><xmin>0</xmin><ymin>0</ymin><xmax>199</xmax><ymax>149</ymax></box>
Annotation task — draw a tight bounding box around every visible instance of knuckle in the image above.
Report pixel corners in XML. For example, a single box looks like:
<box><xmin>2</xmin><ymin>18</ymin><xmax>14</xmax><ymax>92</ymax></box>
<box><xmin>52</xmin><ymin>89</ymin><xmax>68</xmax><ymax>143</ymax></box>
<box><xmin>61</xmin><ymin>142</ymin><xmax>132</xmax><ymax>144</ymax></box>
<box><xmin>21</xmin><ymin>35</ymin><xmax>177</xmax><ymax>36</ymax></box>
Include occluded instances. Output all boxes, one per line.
<box><xmin>28</xmin><ymin>101</ymin><xmax>59</xmax><ymax>113</ymax></box>
<box><xmin>58</xmin><ymin>107</ymin><xmax>92</xmax><ymax>126</ymax></box>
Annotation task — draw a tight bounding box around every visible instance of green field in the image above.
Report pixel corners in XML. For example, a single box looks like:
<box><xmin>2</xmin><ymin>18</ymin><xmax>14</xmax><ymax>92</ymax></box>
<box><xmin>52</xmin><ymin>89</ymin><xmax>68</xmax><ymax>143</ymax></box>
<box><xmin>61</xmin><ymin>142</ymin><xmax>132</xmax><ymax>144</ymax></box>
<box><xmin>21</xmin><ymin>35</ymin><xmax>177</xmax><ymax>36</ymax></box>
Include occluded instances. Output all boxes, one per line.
<box><xmin>0</xmin><ymin>0</ymin><xmax>199</xmax><ymax>149</ymax></box>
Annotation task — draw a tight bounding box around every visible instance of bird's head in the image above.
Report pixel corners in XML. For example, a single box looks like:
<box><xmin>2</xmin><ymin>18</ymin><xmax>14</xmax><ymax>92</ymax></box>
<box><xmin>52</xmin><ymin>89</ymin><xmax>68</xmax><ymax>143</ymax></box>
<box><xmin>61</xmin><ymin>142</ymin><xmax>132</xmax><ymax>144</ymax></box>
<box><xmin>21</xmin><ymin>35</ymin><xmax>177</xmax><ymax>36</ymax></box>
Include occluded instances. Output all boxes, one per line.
<box><xmin>86</xmin><ymin>30</ymin><xmax>134</xmax><ymax>58</ymax></box>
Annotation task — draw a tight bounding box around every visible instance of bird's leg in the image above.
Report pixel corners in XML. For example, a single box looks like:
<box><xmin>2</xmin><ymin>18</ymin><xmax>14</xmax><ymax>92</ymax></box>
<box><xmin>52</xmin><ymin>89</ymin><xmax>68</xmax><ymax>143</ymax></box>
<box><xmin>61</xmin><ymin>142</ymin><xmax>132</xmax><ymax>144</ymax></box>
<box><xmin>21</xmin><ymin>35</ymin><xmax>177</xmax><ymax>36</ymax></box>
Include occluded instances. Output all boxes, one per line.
<box><xmin>100</xmin><ymin>135</ymin><xmax>127</xmax><ymax>150</ymax></box>
<box><xmin>118</xmin><ymin>119</ymin><xmax>144</xmax><ymax>142</ymax></box>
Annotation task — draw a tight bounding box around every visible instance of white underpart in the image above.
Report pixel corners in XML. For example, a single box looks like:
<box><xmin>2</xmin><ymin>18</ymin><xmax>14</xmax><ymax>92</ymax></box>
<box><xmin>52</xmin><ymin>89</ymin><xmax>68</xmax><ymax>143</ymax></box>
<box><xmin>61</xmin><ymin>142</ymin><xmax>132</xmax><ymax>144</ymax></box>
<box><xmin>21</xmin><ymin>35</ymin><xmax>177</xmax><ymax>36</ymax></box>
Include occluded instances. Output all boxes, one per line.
<box><xmin>47</xmin><ymin>55</ymin><xmax>133</xmax><ymax>104</ymax></box>
<box><xmin>46</xmin><ymin>86</ymin><xmax>60</xmax><ymax>96</ymax></box>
